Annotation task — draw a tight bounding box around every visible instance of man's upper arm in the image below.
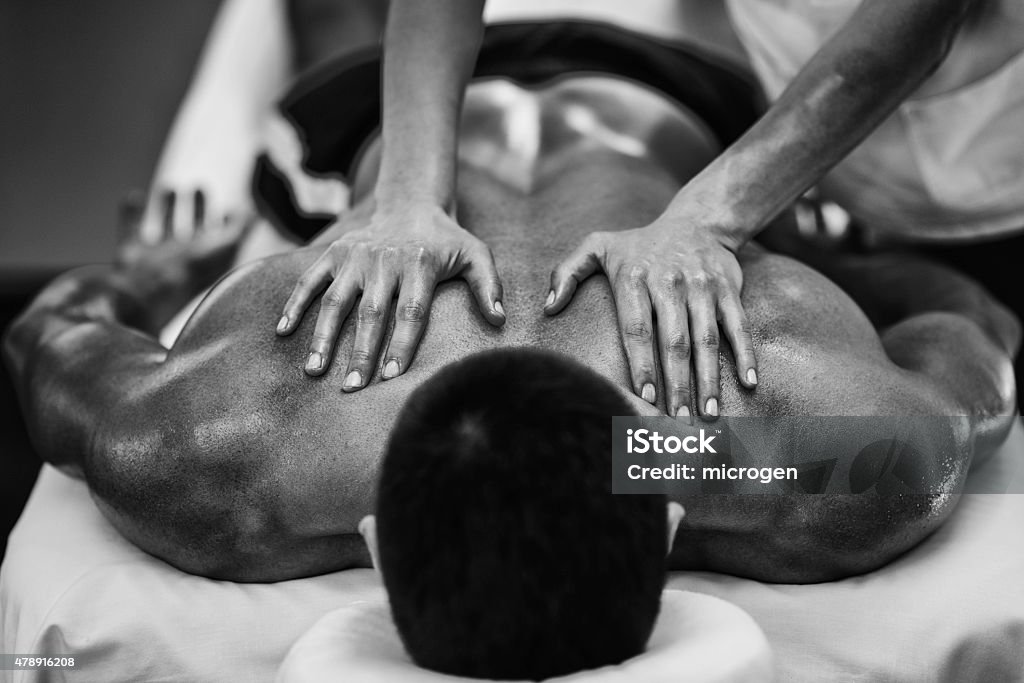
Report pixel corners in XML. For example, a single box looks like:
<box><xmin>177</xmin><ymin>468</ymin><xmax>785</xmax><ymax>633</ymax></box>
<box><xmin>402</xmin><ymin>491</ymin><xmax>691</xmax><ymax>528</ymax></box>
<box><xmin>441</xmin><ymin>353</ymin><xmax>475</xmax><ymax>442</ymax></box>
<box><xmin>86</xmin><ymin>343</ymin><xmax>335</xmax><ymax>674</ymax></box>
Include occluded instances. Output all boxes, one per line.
<box><xmin>4</xmin><ymin>298</ymin><xmax>170</xmax><ymax>477</ymax></box>
<box><xmin>879</xmin><ymin>312</ymin><xmax>1017</xmax><ymax>460</ymax></box>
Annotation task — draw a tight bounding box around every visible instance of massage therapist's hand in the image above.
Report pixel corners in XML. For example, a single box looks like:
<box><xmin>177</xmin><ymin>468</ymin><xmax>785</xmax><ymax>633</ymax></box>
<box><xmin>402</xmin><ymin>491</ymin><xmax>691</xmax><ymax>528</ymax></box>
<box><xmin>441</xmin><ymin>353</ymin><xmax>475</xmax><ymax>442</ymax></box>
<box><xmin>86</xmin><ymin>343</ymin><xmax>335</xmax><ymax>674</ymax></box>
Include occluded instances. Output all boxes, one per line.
<box><xmin>276</xmin><ymin>201</ymin><xmax>505</xmax><ymax>389</ymax></box>
<box><xmin>546</xmin><ymin>220</ymin><xmax>757</xmax><ymax>420</ymax></box>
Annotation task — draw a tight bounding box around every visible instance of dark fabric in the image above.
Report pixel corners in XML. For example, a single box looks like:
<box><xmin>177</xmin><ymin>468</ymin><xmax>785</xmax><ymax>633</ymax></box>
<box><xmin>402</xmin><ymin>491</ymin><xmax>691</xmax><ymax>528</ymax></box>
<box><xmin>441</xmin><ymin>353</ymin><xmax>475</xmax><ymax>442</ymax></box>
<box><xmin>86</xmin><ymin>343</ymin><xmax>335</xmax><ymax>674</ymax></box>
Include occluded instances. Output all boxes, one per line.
<box><xmin>253</xmin><ymin>20</ymin><xmax>764</xmax><ymax>242</ymax></box>
<box><xmin>917</xmin><ymin>232</ymin><xmax>1024</xmax><ymax>388</ymax></box>
<box><xmin>0</xmin><ymin>270</ymin><xmax>53</xmax><ymax>557</ymax></box>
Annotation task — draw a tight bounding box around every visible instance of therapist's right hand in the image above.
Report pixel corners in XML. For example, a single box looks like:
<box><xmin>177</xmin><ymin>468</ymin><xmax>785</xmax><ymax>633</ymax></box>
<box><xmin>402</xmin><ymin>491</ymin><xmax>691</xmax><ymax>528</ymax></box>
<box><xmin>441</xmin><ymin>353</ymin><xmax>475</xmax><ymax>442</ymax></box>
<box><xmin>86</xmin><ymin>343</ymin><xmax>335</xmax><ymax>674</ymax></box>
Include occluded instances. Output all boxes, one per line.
<box><xmin>275</xmin><ymin>202</ymin><xmax>505</xmax><ymax>390</ymax></box>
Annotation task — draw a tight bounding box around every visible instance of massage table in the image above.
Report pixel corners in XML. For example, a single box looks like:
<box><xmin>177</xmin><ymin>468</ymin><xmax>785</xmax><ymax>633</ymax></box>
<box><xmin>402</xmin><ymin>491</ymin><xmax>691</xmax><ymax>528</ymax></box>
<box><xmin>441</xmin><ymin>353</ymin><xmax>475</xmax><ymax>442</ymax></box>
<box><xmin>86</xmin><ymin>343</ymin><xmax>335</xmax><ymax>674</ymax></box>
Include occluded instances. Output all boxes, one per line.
<box><xmin>2</xmin><ymin>418</ymin><xmax>1023</xmax><ymax>682</ymax></box>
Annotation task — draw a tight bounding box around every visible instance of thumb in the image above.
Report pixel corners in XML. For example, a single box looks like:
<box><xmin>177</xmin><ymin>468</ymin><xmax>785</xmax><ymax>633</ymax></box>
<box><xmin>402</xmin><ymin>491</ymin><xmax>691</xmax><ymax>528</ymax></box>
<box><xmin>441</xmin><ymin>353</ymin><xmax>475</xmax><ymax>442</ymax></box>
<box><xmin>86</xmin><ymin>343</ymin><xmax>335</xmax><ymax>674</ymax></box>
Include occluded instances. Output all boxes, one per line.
<box><xmin>462</xmin><ymin>244</ymin><xmax>506</xmax><ymax>326</ymax></box>
<box><xmin>546</xmin><ymin>233</ymin><xmax>604</xmax><ymax>315</ymax></box>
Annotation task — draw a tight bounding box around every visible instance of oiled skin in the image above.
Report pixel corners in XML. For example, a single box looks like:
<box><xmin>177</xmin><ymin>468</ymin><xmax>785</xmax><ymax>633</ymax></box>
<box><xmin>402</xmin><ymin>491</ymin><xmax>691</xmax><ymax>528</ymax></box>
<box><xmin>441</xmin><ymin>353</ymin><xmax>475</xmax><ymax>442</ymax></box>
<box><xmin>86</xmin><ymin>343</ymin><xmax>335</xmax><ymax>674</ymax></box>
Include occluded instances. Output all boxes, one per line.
<box><xmin>5</xmin><ymin>77</ymin><xmax>1017</xmax><ymax>582</ymax></box>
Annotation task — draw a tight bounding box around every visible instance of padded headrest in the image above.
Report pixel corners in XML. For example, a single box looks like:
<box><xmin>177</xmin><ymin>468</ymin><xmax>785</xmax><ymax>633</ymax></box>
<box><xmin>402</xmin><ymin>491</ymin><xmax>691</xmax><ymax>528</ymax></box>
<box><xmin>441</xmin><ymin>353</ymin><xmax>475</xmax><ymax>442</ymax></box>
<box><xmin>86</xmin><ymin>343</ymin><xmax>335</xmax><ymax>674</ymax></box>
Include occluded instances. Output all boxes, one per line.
<box><xmin>277</xmin><ymin>590</ymin><xmax>773</xmax><ymax>682</ymax></box>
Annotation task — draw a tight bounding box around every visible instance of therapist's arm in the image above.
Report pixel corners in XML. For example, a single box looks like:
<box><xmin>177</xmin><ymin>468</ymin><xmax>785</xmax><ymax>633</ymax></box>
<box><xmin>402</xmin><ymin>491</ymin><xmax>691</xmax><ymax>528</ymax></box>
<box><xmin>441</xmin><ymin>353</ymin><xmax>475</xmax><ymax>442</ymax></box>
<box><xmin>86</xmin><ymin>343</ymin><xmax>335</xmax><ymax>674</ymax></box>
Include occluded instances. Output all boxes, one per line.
<box><xmin>548</xmin><ymin>0</ymin><xmax>976</xmax><ymax>420</ymax></box>
<box><xmin>277</xmin><ymin>0</ymin><xmax>506</xmax><ymax>389</ymax></box>
<box><xmin>662</xmin><ymin>0</ymin><xmax>975</xmax><ymax>241</ymax></box>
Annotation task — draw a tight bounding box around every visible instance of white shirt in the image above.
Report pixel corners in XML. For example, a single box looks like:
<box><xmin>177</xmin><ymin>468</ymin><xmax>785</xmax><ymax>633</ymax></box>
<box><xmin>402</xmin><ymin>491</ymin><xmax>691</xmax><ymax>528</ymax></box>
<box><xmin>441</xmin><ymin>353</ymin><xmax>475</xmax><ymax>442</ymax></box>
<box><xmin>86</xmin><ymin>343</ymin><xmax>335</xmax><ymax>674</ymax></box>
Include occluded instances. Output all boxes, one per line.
<box><xmin>726</xmin><ymin>0</ymin><xmax>1024</xmax><ymax>243</ymax></box>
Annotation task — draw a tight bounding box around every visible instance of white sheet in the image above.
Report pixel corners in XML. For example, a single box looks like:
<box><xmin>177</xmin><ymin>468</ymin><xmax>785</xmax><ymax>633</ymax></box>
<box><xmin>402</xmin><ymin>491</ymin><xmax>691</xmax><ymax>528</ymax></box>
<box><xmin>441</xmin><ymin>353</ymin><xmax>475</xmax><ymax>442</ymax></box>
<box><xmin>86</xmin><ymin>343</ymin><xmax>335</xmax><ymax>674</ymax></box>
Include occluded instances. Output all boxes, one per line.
<box><xmin>3</xmin><ymin>423</ymin><xmax>1023</xmax><ymax>683</ymax></box>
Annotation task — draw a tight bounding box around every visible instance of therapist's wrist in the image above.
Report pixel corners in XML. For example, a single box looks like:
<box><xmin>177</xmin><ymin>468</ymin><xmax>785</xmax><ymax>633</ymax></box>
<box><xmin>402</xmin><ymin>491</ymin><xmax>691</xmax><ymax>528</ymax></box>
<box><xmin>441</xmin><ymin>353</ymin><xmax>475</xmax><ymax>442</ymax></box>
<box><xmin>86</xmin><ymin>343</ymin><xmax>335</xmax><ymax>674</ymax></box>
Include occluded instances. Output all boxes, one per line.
<box><xmin>373</xmin><ymin>178</ymin><xmax>456</xmax><ymax>218</ymax></box>
<box><xmin>664</xmin><ymin>144</ymin><xmax>808</xmax><ymax>251</ymax></box>
<box><xmin>657</xmin><ymin>194</ymin><xmax>760</xmax><ymax>253</ymax></box>
<box><xmin>374</xmin><ymin>137</ymin><xmax>458</xmax><ymax>213</ymax></box>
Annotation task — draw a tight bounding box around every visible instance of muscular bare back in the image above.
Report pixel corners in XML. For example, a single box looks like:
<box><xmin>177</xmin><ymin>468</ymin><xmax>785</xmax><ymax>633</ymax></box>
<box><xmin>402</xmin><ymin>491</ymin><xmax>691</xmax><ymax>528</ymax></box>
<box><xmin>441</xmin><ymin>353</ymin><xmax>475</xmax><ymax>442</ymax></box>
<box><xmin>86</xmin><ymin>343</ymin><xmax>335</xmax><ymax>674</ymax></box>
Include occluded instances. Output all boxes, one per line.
<box><xmin>13</xmin><ymin>76</ymin><xmax>1015</xmax><ymax>582</ymax></box>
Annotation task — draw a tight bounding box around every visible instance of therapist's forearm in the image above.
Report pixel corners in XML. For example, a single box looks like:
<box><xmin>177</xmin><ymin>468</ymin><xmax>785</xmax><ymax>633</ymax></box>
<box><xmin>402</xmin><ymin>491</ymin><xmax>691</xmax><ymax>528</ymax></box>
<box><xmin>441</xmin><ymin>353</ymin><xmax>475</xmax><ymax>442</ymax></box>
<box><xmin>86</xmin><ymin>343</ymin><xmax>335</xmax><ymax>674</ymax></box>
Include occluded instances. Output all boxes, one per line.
<box><xmin>665</xmin><ymin>0</ymin><xmax>975</xmax><ymax>249</ymax></box>
<box><xmin>374</xmin><ymin>0</ymin><xmax>486</xmax><ymax>211</ymax></box>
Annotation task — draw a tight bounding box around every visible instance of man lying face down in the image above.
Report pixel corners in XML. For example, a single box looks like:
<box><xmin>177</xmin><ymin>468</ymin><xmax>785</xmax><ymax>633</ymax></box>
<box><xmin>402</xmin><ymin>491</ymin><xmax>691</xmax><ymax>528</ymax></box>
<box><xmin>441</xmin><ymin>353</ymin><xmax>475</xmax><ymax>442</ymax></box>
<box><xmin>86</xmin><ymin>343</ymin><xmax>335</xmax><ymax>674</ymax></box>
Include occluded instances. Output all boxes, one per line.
<box><xmin>3</xmin><ymin>36</ymin><xmax>1020</xmax><ymax>585</ymax></box>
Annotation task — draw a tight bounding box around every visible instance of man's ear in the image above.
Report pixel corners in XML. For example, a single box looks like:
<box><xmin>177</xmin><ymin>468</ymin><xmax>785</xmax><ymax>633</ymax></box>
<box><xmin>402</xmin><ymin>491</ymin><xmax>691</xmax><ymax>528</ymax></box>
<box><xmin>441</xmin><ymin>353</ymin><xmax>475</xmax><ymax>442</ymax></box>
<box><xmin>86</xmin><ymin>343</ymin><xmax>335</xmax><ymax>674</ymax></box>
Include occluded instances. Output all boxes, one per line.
<box><xmin>358</xmin><ymin>515</ymin><xmax>381</xmax><ymax>572</ymax></box>
<box><xmin>666</xmin><ymin>502</ymin><xmax>684</xmax><ymax>555</ymax></box>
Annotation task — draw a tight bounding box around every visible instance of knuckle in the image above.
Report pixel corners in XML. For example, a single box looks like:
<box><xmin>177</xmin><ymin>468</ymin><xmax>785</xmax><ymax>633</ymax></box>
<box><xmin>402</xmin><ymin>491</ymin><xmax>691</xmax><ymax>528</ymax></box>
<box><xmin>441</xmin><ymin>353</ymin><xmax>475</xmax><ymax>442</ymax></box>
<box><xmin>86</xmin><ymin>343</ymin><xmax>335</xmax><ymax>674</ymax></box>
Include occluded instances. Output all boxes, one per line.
<box><xmin>624</xmin><ymin>264</ymin><xmax>648</xmax><ymax>286</ymax></box>
<box><xmin>387</xmin><ymin>340</ymin><xmax>410</xmax><ymax>355</ymax></box>
<box><xmin>296</xmin><ymin>272</ymin><xmax>319</xmax><ymax>291</ymax></box>
<box><xmin>658</xmin><ymin>270</ymin><xmax>686</xmax><ymax>292</ymax></box>
<box><xmin>283</xmin><ymin>294</ymin><xmax>304</xmax><ymax>314</ymax></box>
<box><xmin>582</xmin><ymin>232</ymin><xmax>601</xmax><ymax>250</ymax></box>
<box><xmin>734</xmin><ymin>321</ymin><xmax>754</xmax><ymax>344</ymax></box>
<box><xmin>698</xmin><ymin>329</ymin><xmax>720</xmax><ymax>349</ymax></box>
<box><xmin>357</xmin><ymin>302</ymin><xmax>385</xmax><ymax>324</ymax></box>
<box><xmin>408</xmin><ymin>246</ymin><xmax>432</xmax><ymax>267</ymax></box>
<box><xmin>665</xmin><ymin>333</ymin><xmax>692</xmax><ymax>356</ymax></box>
<box><xmin>310</xmin><ymin>328</ymin><xmax>335</xmax><ymax>347</ymax></box>
<box><xmin>372</xmin><ymin>246</ymin><xmax>395</xmax><ymax>263</ymax></box>
<box><xmin>397</xmin><ymin>299</ymin><xmax>427</xmax><ymax>323</ymax></box>
<box><xmin>623</xmin><ymin>320</ymin><xmax>653</xmax><ymax>342</ymax></box>
<box><xmin>633</xmin><ymin>364</ymin><xmax>655</xmax><ymax>381</ymax></box>
<box><xmin>667</xmin><ymin>381</ymin><xmax>691</xmax><ymax>395</ymax></box>
<box><xmin>348</xmin><ymin>349</ymin><xmax>374</xmax><ymax>366</ymax></box>
<box><xmin>321</xmin><ymin>289</ymin><xmax>345</xmax><ymax>310</ymax></box>
<box><xmin>688</xmin><ymin>274</ymin><xmax>712</xmax><ymax>292</ymax></box>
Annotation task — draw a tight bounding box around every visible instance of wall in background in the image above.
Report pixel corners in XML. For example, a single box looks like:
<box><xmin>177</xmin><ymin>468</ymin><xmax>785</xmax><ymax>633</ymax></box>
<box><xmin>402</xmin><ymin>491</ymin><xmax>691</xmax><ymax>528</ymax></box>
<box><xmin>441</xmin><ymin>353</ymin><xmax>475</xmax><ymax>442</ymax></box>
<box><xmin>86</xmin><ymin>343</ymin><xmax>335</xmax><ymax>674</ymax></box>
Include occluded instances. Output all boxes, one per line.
<box><xmin>0</xmin><ymin>0</ymin><xmax>222</xmax><ymax>270</ymax></box>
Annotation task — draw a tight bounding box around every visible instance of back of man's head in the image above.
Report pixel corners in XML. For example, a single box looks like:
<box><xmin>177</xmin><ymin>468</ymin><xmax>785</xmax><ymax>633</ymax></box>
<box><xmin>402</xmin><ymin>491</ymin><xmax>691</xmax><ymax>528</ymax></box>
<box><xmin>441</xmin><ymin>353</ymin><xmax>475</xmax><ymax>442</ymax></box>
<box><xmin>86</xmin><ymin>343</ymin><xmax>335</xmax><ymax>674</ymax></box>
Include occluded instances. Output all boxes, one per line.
<box><xmin>376</xmin><ymin>348</ymin><xmax>668</xmax><ymax>681</ymax></box>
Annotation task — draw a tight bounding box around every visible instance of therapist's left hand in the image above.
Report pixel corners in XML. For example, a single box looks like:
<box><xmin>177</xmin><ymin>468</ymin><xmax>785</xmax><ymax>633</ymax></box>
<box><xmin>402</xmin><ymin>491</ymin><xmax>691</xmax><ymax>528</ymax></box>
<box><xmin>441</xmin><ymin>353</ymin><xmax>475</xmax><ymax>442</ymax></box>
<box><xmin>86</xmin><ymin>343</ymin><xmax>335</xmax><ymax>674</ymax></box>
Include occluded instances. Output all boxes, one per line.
<box><xmin>545</xmin><ymin>220</ymin><xmax>758</xmax><ymax>420</ymax></box>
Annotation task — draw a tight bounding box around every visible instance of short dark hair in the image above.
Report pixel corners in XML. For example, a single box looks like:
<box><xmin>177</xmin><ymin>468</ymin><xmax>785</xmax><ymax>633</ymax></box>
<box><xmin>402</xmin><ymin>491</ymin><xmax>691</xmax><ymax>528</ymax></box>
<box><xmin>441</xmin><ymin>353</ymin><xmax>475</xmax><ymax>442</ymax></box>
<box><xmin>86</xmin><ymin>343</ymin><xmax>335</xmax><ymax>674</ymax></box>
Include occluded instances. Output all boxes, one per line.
<box><xmin>376</xmin><ymin>348</ymin><xmax>667</xmax><ymax>680</ymax></box>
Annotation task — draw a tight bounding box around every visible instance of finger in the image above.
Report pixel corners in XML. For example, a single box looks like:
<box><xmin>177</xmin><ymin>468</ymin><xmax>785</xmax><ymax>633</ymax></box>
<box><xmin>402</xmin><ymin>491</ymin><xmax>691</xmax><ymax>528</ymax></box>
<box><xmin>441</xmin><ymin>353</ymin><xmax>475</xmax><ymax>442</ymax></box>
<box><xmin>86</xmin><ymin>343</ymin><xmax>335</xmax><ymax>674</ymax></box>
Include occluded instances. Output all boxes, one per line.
<box><xmin>611</xmin><ymin>270</ymin><xmax>658</xmax><ymax>405</ymax></box>
<box><xmin>718</xmin><ymin>289</ymin><xmax>758</xmax><ymax>389</ymax></box>
<box><xmin>193</xmin><ymin>188</ymin><xmax>207</xmax><ymax>231</ymax></box>
<box><xmin>277</xmin><ymin>256</ymin><xmax>340</xmax><ymax>336</ymax></box>
<box><xmin>304</xmin><ymin>274</ymin><xmax>360</xmax><ymax>376</ymax></box>
<box><xmin>688</xmin><ymin>283</ymin><xmax>721</xmax><ymax>419</ymax></box>
<box><xmin>343</xmin><ymin>277</ymin><xmax>397</xmax><ymax>392</ymax></box>
<box><xmin>652</xmin><ymin>280</ymin><xmax>693</xmax><ymax>421</ymax></box>
<box><xmin>160</xmin><ymin>190</ymin><xmax>176</xmax><ymax>242</ymax></box>
<box><xmin>546</xmin><ymin>233</ymin><xmax>604</xmax><ymax>315</ymax></box>
<box><xmin>117</xmin><ymin>190</ymin><xmax>145</xmax><ymax>245</ymax></box>
<box><xmin>462</xmin><ymin>245</ymin><xmax>505</xmax><ymax>325</ymax></box>
<box><xmin>172</xmin><ymin>189</ymin><xmax>195</xmax><ymax>239</ymax></box>
<box><xmin>382</xmin><ymin>269</ymin><xmax>438</xmax><ymax>380</ymax></box>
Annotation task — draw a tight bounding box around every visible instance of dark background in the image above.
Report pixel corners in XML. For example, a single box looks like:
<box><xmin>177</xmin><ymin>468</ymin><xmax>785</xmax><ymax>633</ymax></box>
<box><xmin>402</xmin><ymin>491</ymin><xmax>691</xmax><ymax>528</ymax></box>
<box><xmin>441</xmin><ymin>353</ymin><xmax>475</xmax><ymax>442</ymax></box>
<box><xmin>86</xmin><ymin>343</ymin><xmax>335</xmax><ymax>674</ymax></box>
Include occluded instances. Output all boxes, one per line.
<box><xmin>1</xmin><ymin>0</ymin><xmax>222</xmax><ymax>556</ymax></box>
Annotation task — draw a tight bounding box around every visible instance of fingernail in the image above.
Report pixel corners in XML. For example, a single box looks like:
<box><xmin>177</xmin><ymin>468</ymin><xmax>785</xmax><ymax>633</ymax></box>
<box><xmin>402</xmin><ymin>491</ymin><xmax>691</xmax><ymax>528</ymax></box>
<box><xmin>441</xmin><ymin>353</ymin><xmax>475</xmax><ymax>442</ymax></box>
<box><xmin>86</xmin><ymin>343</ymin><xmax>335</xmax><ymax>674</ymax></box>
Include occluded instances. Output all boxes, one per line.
<box><xmin>343</xmin><ymin>370</ymin><xmax>363</xmax><ymax>390</ymax></box>
<box><xmin>641</xmin><ymin>383</ymin><xmax>656</xmax><ymax>404</ymax></box>
<box><xmin>306</xmin><ymin>351</ymin><xmax>323</xmax><ymax>372</ymax></box>
<box><xmin>746</xmin><ymin>368</ymin><xmax>758</xmax><ymax>386</ymax></box>
<box><xmin>676</xmin><ymin>405</ymin><xmax>690</xmax><ymax>420</ymax></box>
<box><xmin>276</xmin><ymin>315</ymin><xmax>289</xmax><ymax>334</ymax></box>
<box><xmin>383</xmin><ymin>360</ymin><xmax>400</xmax><ymax>379</ymax></box>
<box><xmin>545</xmin><ymin>290</ymin><xmax>555</xmax><ymax>308</ymax></box>
<box><xmin>705</xmin><ymin>397</ymin><xmax>719</xmax><ymax>417</ymax></box>
<box><xmin>494</xmin><ymin>300</ymin><xmax>505</xmax><ymax>316</ymax></box>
